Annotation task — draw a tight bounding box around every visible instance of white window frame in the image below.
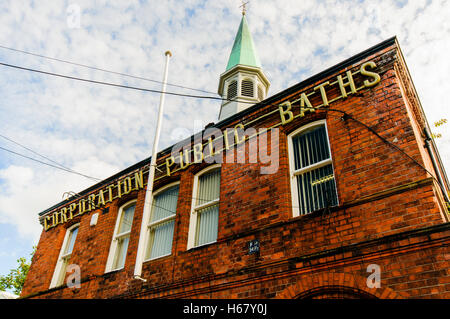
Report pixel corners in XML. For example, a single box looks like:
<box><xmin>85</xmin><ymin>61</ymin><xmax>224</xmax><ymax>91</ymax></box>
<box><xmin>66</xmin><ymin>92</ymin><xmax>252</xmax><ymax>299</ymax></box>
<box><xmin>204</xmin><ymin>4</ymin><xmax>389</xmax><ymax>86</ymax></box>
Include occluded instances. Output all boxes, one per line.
<box><xmin>187</xmin><ymin>164</ymin><xmax>221</xmax><ymax>250</ymax></box>
<box><xmin>287</xmin><ymin>120</ymin><xmax>339</xmax><ymax>217</ymax></box>
<box><xmin>49</xmin><ymin>223</ymin><xmax>80</xmax><ymax>288</ymax></box>
<box><xmin>105</xmin><ymin>199</ymin><xmax>136</xmax><ymax>273</ymax></box>
<box><xmin>142</xmin><ymin>181</ymin><xmax>179</xmax><ymax>262</ymax></box>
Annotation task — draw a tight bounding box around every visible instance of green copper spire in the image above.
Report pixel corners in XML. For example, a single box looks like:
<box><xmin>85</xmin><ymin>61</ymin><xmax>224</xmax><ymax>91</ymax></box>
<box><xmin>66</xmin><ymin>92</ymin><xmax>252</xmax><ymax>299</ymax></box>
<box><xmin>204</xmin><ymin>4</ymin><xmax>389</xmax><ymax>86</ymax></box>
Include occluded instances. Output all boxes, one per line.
<box><xmin>226</xmin><ymin>14</ymin><xmax>261</xmax><ymax>71</ymax></box>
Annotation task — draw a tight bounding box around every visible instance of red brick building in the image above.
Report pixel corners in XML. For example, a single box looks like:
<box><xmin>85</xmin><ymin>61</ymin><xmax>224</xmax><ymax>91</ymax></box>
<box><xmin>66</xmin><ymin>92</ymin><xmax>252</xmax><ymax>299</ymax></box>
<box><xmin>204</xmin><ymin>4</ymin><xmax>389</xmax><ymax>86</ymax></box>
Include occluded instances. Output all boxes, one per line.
<box><xmin>21</xmin><ymin>15</ymin><xmax>450</xmax><ymax>299</ymax></box>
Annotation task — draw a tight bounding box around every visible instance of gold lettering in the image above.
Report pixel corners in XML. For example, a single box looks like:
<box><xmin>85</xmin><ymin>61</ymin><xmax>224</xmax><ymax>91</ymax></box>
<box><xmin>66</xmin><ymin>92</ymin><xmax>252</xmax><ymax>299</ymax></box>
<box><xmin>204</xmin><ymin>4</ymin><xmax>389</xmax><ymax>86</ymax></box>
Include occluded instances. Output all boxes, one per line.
<box><xmin>44</xmin><ymin>215</ymin><xmax>52</xmax><ymax>231</ymax></box>
<box><xmin>208</xmin><ymin>137</ymin><xmax>220</xmax><ymax>157</ymax></box>
<box><xmin>361</xmin><ymin>61</ymin><xmax>381</xmax><ymax>87</ymax></box>
<box><xmin>78</xmin><ymin>199</ymin><xmax>87</xmax><ymax>215</ymax></box>
<box><xmin>134</xmin><ymin>170</ymin><xmax>143</xmax><ymax>190</ymax></box>
<box><xmin>223</xmin><ymin>129</ymin><xmax>232</xmax><ymax>150</ymax></box>
<box><xmin>97</xmin><ymin>189</ymin><xmax>105</xmax><ymax>206</ymax></box>
<box><xmin>60</xmin><ymin>207</ymin><xmax>68</xmax><ymax>223</ymax></box>
<box><xmin>69</xmin><ymin>203</ymin><xmax>77</xmax><ymax>218</ymax></box>
<box><xmin>106</xmin><ymin>185</ymin><xmax>114</xmax><ymax>203</ymax></box>
<box><xmin>117</xmin><ymin>181</ymin><xmax>122</xmax><ymax>198</ymax></box>
<box><xmin>165</xmin><ymin>156</ymin><xmax>175</xmax><ymax>176</ymax></box>
<box><xmin>87</xmin><ymin>194</ymin><xmax>96</xmax><ymax>211</ymax></box>
<box><xmin>234</xmin><ymin>123</ymin><xmax>245</xmax><ymax>144</ymax></box>
<box><xmin>314</xmin><ymin>81</ymin><xmax>330</xmax><ymax>106</ymax></box>
<box><xmin>123</xmin><ymin>177</ymin><xmax>132</xmax><ymax>195</ymax></box>
<box><xmin>299</xmin><ymin>93</ymin><xmax>315</xmax><ymax>117</ymax></box>
<box><xmin>337</xmin><ymin>71</ymin><xmax>357</xmax><ymax>98</ymax></box>
<box><xmin>179</xmin><ymin>150</ymin><xmax>189</xmax><ymax>169</ymax></box>
<box><xmin>193</xmin><ymin>143</ymin><xmax>203</xmax><ymax>163</ymax></box>
<box><xmin>279</xmin><ymin>101</ymin><xmax>294</xmax><ymax>125</ymax></box>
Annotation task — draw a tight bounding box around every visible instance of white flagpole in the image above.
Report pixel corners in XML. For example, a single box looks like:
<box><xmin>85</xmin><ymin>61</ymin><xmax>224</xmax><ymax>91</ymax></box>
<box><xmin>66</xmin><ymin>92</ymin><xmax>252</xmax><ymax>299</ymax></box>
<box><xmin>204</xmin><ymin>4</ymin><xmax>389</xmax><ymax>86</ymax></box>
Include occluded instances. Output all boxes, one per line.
<box><xmin>134</xmin><ymin>50</ymin><xmax>172</xmax><ymax>281</ymax></box>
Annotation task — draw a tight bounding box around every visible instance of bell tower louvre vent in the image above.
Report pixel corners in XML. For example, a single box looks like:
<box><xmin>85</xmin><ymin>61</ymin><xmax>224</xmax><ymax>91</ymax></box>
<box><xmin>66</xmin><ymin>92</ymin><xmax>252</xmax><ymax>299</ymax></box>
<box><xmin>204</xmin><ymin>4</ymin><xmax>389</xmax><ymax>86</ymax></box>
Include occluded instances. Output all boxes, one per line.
<box><xmin>242</xmin><ymin>79</ymin><xmax>254</xmax><ymax>97</ymax></box>
<box><xmin>227</xmin><ymin>80</ymin><xmax>238</xmax><ymax>99</ymax></box>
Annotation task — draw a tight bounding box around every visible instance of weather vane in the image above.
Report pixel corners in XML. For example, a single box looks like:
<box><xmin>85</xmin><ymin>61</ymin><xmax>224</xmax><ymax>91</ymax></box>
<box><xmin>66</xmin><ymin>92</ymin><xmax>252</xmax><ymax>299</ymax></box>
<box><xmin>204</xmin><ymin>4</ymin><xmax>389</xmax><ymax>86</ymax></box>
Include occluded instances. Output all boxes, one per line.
<box><xmin>239</xmin><ymin>1</ymin><xmax>249</xmax><ymax>15</ymax></box>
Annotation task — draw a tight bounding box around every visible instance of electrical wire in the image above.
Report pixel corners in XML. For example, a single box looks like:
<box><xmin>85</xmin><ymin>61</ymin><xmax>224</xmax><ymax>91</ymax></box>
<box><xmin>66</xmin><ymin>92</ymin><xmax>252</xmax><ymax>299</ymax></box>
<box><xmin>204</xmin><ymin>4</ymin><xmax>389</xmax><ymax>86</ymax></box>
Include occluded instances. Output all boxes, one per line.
<box><xmin>0</xmin><ymin>44</ymin><xmax>218</xmax><ymax>95</ymax></box>
<box><xmin>0</xmin><ymin>132</ymin><xmax>80</xmax><ymax>177</ymax></box>
<box><xmin>0</xmin><ymin>145</ymin><xmax>101</xmax><ymax>181</ymax></box>
<box><xmin>1</xmin><ymin>59</ymin><xmax>447</xmax><ymax>204</ymax></box>
<box><xmin>0</xmin><ymin>60</ymin><xmax>256</xmax><ymax>104</ymax></box>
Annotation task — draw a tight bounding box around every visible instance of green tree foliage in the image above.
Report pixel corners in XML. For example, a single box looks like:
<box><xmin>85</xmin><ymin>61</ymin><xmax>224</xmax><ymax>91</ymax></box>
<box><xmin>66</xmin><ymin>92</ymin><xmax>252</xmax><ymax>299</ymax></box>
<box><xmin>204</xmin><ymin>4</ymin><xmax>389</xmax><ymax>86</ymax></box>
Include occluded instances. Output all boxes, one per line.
<box><xmin>0</xmin><ymin>246</ymin><xmax>36</xmax><ymax>295</ymax></box>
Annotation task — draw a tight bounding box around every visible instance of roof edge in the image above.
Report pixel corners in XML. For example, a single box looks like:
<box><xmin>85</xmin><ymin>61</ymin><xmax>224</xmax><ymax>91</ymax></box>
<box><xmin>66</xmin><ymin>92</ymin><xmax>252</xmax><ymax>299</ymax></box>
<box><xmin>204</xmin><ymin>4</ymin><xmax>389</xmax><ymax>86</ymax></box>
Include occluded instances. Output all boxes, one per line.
<box><xmin>38</xmin><ymin>36</ymin><xmax>397</xmax><ymax>218</ymax></box>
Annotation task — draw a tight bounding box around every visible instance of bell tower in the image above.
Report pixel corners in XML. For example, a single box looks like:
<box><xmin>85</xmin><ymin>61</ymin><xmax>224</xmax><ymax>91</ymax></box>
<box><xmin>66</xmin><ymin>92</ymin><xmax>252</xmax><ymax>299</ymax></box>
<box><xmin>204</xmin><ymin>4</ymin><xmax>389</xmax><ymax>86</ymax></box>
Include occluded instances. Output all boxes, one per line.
<box><xmin>218</xmin><ymin>7</ymin><xmax>270</xmax><ymax>121</ymax></box>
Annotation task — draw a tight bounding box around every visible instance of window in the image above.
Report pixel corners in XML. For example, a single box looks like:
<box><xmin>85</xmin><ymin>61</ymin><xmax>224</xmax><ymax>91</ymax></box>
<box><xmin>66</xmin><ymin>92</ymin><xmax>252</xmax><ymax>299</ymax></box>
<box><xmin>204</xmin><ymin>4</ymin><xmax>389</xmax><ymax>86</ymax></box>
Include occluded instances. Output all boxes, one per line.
<box><xmin>105</xmin><ymin>200</ymin><xmax>136</xmax><ymax>272</ymax></box>
<box><xmin>227</xmin><ymin>80</ymin><xmax>237</xmax><ymax>99</ymax></box>
<box><xmin>50</xmin><ymin>224</ymin><xmax>79</xmax><ymax>288</ymax></box>
<box><xmin>241</xmin><ymin>79</ymin><xmax>254</xmax><ymax>97</ymax></box>
<box><xmin>187</xmin><ymin>165</ymin><xmax>221</xmax><ymax>249</ymax></box>
<box><xmin>144</xmin><ymin>183</ymin><xmax>179</xmax><ymax>261</ymax></box>
<box><xmin>288</xmin><ymin>121</ymin><xmax>338</xmax><ymax>217</ymax></box>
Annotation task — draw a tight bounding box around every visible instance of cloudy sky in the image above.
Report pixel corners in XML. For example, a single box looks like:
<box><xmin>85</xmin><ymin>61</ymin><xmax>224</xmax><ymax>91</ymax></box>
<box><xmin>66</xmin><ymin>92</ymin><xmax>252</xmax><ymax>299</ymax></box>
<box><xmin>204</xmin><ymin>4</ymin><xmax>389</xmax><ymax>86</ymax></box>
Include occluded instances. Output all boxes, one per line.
<box><xmin>0</xmin><ymin>0</ymin><xmax>449</xmax><ymax>286</ymax></box>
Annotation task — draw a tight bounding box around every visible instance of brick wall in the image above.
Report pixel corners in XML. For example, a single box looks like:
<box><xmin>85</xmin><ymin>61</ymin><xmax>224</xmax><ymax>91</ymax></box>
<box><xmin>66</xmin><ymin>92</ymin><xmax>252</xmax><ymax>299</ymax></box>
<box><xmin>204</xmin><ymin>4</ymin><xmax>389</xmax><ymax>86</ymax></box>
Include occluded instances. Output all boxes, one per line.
<box><xmin>21</xmin><ymin>39</ymin><xmax>450</xmax><ymax>299</ymax></box>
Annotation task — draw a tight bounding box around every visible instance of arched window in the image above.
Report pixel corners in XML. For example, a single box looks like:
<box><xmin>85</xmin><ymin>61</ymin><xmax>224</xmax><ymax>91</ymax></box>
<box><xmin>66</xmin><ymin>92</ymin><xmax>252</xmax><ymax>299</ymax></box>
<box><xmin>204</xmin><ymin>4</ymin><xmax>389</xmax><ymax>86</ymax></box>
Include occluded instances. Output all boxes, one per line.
<box><xmin>187</xmin><ymin>165</ymin><xmax>221</xmax><ymax>249</ymax></box>
<box><xmin>241</xmin><ymin>79</ymin><xmax>254</xmax><ymax>97</ymax></box>
<box><xmin>227</xmin><ymin>80</ymin><xmax>238</xmax><ymax>99</ymax></box>
<box><xmin>144</xmin><ymin>183</ymin><xmax>179</xmax><ymax>261</ymax></box>
<box><xmin>50</xmin><ymin>223</ymin><xmax>79</xmax><ymax>288</ymax></box>
<box><xmin>105</xmin><ymin>200</ymin><xmax>136</xmax><ymax>272</ymax></box>
<box><xmin>288</xmin><ymin>121</ymin><xmax>338</xmax><ymax>216</ymax></box>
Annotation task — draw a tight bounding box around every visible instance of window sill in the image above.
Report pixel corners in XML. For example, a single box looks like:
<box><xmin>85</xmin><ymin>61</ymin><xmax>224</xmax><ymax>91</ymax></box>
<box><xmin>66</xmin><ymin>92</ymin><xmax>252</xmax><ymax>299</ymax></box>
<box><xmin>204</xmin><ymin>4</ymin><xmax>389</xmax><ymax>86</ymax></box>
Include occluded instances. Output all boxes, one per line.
<box><xmin>104</xmin><ymin>267</ymin><xmax>124</xmax><ymax>275</ymax></box>
<box><xmin>187</xmin><ymin>240</ymin><xmax>218</xmax><ymax>252</ymax></box>
<box><xmin>143</xmin><ymin>253</ymin><xmax>172</xmax><ymax>263</ymax></box>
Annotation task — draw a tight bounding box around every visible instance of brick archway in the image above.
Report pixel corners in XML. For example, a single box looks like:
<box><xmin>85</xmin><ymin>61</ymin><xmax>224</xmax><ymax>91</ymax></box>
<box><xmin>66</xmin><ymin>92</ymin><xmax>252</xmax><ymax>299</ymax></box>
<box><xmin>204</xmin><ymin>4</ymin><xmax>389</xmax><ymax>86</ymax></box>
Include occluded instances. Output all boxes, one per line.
<box><xmin>275</xmin><ymin>272</ymin><xmax>405</xmax><ymax>299</ymax></box>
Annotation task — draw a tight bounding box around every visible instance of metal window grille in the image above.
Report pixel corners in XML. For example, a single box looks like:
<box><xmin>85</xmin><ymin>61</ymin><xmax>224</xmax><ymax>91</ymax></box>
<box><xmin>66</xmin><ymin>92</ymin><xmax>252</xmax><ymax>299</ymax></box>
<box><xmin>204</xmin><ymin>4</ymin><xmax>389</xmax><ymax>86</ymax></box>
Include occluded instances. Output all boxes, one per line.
<box><xmin>292</xmin><ymin>125</ymin><xmax>338</xmax><ymax>215</ymax></box>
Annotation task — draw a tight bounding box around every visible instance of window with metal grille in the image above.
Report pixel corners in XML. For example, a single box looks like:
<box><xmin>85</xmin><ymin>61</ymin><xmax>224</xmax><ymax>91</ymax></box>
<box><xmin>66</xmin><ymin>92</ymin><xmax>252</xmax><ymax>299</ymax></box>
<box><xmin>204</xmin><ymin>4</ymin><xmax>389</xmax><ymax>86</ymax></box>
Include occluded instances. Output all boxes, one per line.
<box><xmin>241</xmin><ymin>79</ymin><xmax>254</xmax><ymax>97</ymax></box>
<box><xmin>227</xmin><ymin>80</ymin><xmax>237</xmax><ymax>99</ymax></box>
<box><xmin>188</xmin><ymin>165</ymin><xmax>221</xmax><ymax>249</ymax></box>
<box><xmin>289</xmin><ymin>122</ymin><xmax>338</xmax><ymax>216</ymax></box>
<box><xmin>144</xmin><ymin>184</ymin><xmax>178</xmax><ymax>261</ymax></box>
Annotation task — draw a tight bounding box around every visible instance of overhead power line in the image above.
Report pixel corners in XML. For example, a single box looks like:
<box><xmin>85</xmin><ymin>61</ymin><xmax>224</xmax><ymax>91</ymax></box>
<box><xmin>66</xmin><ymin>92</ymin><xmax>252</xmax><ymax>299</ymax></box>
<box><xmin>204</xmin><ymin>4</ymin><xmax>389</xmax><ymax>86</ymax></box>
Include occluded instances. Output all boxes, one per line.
<box><xmin>1</xmin><ymin>60</ymin><xmax>446</xmax><ymax>202</ymax></box>
<box><xmin>0</xmin><ymin>145</ymin><xmax>101</xmax><ymax>181</ymax></box>
<box><xmin>0</xmin><ymin>133</ymin><xmax>78</xmax><ymax>176</ymax></box>
<box><xmin>0</xmin><ymin>44</ymin><xmax>218</xmax><ymax>95</ymax></box>
<box><xmin>0</xmin><ymin>61</ymin><xmax>251</xmax><ymax>104</ymax></box>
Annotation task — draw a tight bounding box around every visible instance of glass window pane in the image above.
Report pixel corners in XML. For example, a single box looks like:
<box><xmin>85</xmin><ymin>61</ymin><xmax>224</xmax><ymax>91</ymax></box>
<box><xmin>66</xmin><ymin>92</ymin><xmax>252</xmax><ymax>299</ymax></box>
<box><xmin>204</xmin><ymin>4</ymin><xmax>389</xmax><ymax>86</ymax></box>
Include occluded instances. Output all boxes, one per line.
<box><xmin>197</xmin><ymin>169</ymin><xmax>220</xmax><ymax>206</ymax></box>
<box><xmin>151</xmin><ymin>185</ymin><xmax>179</xmax><ymax>222</ymax></box>
<box><xmin>293</xmin><ymin>125</ymin><xmax>330</xmax><ymax>170</ymax></box>
<box><xmin>118</xmin><ymin>204</ymin><xmax>135</xmax><ymax>234</ymax></box>
<box><xmin>56</xmin><ymin>258</ymin><xmax>69</xmax><ymax>286</ymax></box>
<box><xmin>64</xmin><ymin>227</ymin><xmax>78</xmax><ymax>255</ymax></box>
<box><xmin>195</xmin><ymin>204</ymin><xmax>219</xmax><ymax>246</ymax></box>
<box><xmin>296</xmin><ymin>164</ymin><xmax>337</xmax><ymax>215</ymax></box>
<box><xmin>113</xmin><ymin>236</ymin><xmax>130</xmax><ymax>270</ymax></box>
<box><xmin>146</xmin><ymin>219</ymin><xmax>175</xmax><ymax>260</ymax></box>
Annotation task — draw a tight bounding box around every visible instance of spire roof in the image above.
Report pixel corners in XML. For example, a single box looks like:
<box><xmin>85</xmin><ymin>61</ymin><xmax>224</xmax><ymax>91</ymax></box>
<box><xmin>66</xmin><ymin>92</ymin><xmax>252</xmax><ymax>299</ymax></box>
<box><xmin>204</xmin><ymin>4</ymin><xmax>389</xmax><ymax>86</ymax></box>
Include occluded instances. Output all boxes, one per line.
<box><xmin>226</xmin><ymin>14</ymin><xmax>261</xmax><ymax>71</ymax></box>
